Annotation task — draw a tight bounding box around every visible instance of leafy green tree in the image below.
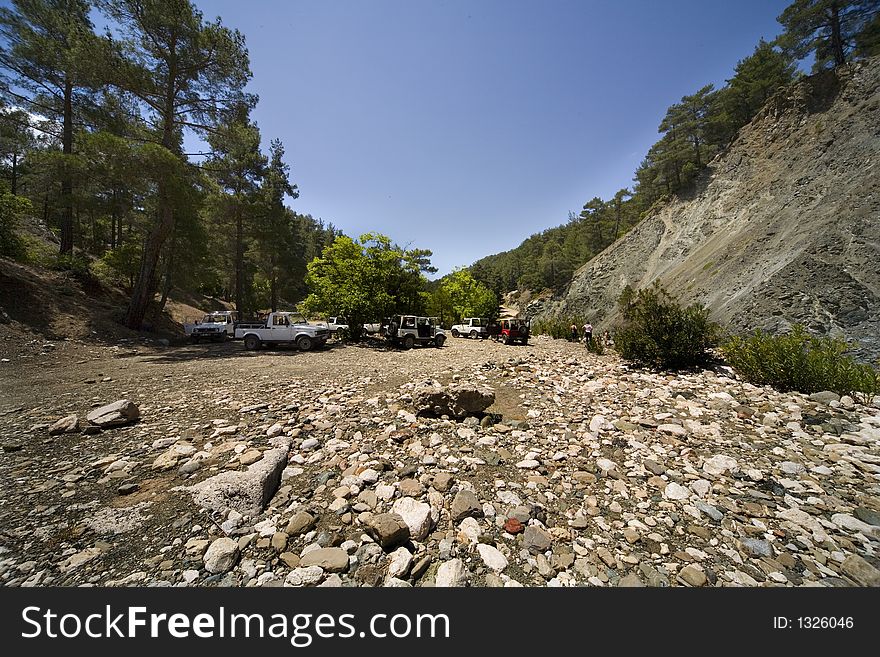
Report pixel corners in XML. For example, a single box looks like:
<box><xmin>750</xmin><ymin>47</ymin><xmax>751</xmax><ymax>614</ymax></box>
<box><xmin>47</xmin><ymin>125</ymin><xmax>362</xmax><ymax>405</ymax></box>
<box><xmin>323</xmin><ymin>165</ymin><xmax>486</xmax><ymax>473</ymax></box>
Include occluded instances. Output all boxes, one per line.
<box><xmin>429</xmin><ymin>268</ymin><xmax>497</xmax><ymax>325</ymax></box>
<box><xmin>0</xmin><ymin>106</ymin><xmax>37</xmax><ymax>194</ymax></box>
<box><xmin>205</xmin><ymin>114</ymin><xmax>266</xmax><ymax>315</ymax></box>
<box><xmin>776</xmin><ymin>0</ymin><xmax>880</xmax><ymax>70</ymax></box>
<box><xmin>0</xmin><ymin>189</ymin><xmax>30</xmax><ymax>256</ymax></box>
<box><xmin>303</xmin><ymin>233</ymin><xmax>434</xmax><ymax>339</ymax></box>
<box><xmin>253</xmin><ymin>138</ymin><xmax>299</xmax><ymax>311</ymax></box>
<box><xmin>855</xmin><ymin>9</ymin><xmax>880</xmax><ymax>55</ymax></box>
<box><xmin>103</xmin><ymin>0</ymin><xmax>254</xmax><ymax>329</ymax></box>
<box><xmin>0</xmin><ymin>0</ymin><xmax>107</xmax><ymax>254</ymax></box>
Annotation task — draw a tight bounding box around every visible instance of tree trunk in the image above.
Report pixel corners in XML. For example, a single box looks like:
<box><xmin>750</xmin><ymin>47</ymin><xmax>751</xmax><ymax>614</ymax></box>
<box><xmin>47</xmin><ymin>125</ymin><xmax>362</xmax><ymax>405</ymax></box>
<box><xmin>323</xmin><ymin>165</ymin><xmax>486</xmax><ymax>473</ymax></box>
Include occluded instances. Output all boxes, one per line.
<box><xmin>613</xmin><ymin>204</ymin><xmax>622</xmax><ymax>241</ymax></box>
<box><xmin>11</xmin><ymin>153</ymin><xmax>17</xmax><ymax>195</ymax></box>
<box><xmin>270</xmin><ymin>273</ymin><xmax>277</xmax><ymax>312</ymax></box>
<box><xmin>124</xmin><ymin>38</ymin><xmax>178</xmax><ymax>330</ymax></box>
<box><xmin>159</xmin><ymin>245</ymin><xmax>173</xmax><ymax>311</ymax></box>
<box><xmin>60</xmin><ymin>79</ymin><xmax>74</xmax><ymax>255</ymax></box>
<box><xmin>830</xmin><ymin>3</ymin><xmax>846</xmax><ymax>66</ymax></box>
<box><xmin>125</xmin><ymin>202</ymin><xmax>173</xmax><ymax>329</ymax></box>
<box><xmin>235</xmin><ymin>203</ymin><xmax>245</xmax><ymax>315</ymax></box>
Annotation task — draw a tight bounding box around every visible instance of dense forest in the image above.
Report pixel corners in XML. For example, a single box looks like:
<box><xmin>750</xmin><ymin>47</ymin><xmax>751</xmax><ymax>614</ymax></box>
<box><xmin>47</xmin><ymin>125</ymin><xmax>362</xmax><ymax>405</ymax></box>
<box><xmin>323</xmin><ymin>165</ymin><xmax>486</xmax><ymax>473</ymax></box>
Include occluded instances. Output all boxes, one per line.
<box><xmin>469</xmin><ymin>0</ymin><xmax>880</xmax><ymax>297</ymax></box>
<box><xmin>0</xmin><ymin>0</ymin><xmax>339</xmax><ymax>327</ymax></box>
<box><xmin>1</xmin><ymin>1</ymin><xmax>878</xmax><ymax>330</ymax></box>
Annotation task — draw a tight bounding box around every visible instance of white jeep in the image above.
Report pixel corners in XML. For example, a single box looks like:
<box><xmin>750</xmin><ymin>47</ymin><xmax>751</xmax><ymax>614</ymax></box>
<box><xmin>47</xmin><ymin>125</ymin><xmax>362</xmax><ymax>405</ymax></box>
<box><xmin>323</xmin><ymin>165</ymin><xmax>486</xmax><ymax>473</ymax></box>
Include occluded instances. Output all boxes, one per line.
<box><xmin>235</xmin><ymin>312</ymin><xmax>330</xmax><ymax>351</ymax></box>
<box><xmin>450</xmin><ymin>317</ymin><xmax>489</xmax><ymax>339</ymax></box>
<box><xmin>387</xmin><ymin>315</ymin><xmax>446</xmax><ymax>349</ymax></box>
<box><xmin>184</xmin><ymin>311</ymin><xmax>238</xmax><ymax>342</ymax></box>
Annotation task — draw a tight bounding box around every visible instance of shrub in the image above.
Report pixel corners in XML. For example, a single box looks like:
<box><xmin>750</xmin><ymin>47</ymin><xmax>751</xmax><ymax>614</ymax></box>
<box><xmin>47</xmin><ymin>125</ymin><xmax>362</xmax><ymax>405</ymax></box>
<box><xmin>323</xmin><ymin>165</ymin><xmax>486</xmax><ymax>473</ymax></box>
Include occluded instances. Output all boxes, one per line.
<box><xmin>532</xmin><ymin>316</ymin><xmax>587</xmax><ymax>340</ymax></box>
<box><xmin>614</xmin><ymin>282</ymin><xmax>719</xmax><ymax>369</ymax></box>
<box><xmin>0</xmin><ymin>192</ymin><xmax>30</xmax><ymax>259</ymax></box>
<box><xmin>586</xmin><ymin>335</ymin><xmax>605</xmax><ymax>355</ymax></box>
<box><xmin>722</xmin><ymin>325</ymin><xmax>880</xmax><ymax>404</ymax></box>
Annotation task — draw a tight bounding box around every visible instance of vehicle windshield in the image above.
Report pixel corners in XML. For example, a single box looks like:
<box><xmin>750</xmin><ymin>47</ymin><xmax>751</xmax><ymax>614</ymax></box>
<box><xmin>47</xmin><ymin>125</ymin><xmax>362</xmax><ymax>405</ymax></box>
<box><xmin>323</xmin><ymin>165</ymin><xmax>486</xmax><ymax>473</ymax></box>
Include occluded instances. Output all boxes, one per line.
<box><xmin>203</xmin><ymin>314</ymin><xmax>226</xmax><ymax>323</ymax></box>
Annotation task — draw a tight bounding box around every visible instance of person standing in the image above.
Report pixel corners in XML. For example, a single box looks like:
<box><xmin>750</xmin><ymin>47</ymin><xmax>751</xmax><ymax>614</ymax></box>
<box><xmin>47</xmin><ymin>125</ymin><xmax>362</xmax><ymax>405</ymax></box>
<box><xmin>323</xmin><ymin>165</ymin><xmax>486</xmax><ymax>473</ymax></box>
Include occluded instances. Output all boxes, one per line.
<box><xmin>570</xmin><ymin>323</ymin><xmax>578</xmax><ymax>342</ymax></box>
<box><xmin>583</xmin><ymin>322</ymin><xmax>593</xmax><ymax>346</ymax></box>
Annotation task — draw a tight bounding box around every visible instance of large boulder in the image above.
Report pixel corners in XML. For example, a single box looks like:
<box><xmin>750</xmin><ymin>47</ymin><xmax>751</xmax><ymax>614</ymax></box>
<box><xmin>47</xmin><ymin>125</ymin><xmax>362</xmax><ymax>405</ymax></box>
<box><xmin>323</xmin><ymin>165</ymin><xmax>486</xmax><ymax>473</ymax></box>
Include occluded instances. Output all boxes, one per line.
<box><xmin>179</xmin><ymin>438</ymin><xmax>290</xmax><ymax>517</ymax></box>
<box><xmin>412</xmin><ymin>383</ymin><xmax>494</xmax><ymax>418</ymax></box>
<box><xmin>86</xmin><ymin>400</ymin><xmax>139</xmax><ymax>428</ymax></box>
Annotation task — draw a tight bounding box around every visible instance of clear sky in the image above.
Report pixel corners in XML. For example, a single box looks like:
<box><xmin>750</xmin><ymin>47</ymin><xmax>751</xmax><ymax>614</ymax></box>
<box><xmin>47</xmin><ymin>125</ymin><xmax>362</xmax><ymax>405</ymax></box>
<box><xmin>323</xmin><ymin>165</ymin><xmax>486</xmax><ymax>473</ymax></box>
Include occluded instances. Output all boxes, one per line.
<box><xmin>192</xmin><ymin>0</ymin><xmax>793</xmax><ymax>276</ymax></box>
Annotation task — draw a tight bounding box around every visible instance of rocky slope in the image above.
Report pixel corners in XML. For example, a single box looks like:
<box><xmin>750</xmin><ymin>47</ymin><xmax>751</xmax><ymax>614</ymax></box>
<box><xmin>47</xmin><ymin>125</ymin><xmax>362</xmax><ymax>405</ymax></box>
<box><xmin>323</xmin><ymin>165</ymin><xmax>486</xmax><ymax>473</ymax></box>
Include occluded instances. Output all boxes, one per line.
<box><xmin>1</xmin><ymin>337</ymin><xmax>879</xmax><ymax>588</ymax></box>
<box><xmin>537</xmin><ymin>57</ymin><xmax>880</xmax><ymax>361</ymax></box>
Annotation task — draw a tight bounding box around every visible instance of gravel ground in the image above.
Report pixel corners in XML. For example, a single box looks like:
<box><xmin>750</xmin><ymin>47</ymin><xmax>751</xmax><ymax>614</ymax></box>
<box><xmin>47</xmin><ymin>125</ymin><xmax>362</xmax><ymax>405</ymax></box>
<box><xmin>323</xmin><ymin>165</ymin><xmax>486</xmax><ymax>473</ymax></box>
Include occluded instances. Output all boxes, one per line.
<box><xmin>1</xmin><ymin>333</ymin><xmax>879</xmax><ymax>588</ymax></box>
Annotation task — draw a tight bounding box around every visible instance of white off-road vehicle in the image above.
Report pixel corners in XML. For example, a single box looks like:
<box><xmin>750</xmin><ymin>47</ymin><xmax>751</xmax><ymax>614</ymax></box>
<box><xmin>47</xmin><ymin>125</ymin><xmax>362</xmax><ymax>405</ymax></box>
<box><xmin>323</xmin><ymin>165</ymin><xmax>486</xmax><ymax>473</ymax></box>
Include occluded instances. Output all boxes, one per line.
<box><xmin>184</xmin><ymin>311</ymin><xmax>239</xmax><ymax>342</ymax></box>
<box><xmin>327</xmin><ymin>316</ymin><xmax>349</xmax><ymax>334</ymax></box>
<box><xmin>386</xmin><ymin>315</ymin><xmax>446</xmax><ymax>349</ymax></box>
<box><xmin>450</xmin><ymin>317</ymin><xmax>489</xmax><ymax>339</ymax></box>
<box><xmin>235</xmin><ymin>312</ymin><xmax>330</xmax><ymax>351</ymax></box>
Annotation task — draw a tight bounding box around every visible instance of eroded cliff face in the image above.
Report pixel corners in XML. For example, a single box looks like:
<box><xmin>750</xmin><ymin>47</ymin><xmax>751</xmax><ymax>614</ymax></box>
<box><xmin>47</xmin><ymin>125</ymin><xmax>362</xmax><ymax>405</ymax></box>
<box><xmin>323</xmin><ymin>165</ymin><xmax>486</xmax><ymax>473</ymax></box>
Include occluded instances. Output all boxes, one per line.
<box><xmin>538</xmin><ymin>57</ymin><xmax>880</xmax><ymax>361</ymax></box>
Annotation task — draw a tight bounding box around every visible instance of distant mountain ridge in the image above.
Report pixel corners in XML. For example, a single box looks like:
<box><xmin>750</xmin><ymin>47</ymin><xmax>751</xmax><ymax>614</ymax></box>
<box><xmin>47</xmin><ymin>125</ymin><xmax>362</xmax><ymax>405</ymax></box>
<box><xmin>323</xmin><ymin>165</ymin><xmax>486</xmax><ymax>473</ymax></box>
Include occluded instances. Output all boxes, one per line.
<box><xmin>531</xmin><ymin>57</ymin><xmax>880</xmax><ymax>362</ymax></box>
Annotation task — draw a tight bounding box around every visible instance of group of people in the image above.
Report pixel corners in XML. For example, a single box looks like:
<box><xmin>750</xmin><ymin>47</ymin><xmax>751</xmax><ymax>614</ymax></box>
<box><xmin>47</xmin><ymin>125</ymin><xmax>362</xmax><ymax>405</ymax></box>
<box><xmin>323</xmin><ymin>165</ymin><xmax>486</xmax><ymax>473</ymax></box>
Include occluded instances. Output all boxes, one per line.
<box><xmin>569</xmin><ymin>322</ymin><xmax>612</xmax><ymax>347</ymax></box>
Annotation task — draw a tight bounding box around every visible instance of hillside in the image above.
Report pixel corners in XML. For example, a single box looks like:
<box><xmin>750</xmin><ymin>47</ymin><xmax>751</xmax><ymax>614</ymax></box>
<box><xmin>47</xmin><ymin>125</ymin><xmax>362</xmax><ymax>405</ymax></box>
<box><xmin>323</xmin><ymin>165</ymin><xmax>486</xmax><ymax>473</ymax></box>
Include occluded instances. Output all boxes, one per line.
<box><xmin>534</xmin><ymin>57</ymin><xmax>880</xmax><ymax>361</ymax></box>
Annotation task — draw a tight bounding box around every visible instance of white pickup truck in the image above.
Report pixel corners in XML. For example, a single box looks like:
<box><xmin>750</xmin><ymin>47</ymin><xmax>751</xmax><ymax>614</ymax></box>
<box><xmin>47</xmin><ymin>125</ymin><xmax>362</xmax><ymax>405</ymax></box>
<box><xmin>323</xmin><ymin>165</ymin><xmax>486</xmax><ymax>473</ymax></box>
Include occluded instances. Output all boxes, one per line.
<box><xmin>184</xmin><ymin>311</ymin><xmax>239</xmax><ymax>342</ymax></box>
<box><xmin>235</xmin><ymin>312</ymin><xmax>330</xmax><ymax>351</ymax></box>
<box><xmin>450</xmin><ymin>317</ymin><xmax>489</xmax><ymax>339</ymax></box>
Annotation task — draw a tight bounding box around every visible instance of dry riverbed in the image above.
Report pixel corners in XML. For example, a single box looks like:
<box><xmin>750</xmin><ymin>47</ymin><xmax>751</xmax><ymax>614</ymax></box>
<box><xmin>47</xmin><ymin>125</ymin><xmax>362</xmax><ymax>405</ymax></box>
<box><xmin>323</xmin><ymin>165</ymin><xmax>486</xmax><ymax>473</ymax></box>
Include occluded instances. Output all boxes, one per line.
<box><xmin>1</xmin><ymin>334</ymin><xmax>879</xmax><ymax>587</ymax></box>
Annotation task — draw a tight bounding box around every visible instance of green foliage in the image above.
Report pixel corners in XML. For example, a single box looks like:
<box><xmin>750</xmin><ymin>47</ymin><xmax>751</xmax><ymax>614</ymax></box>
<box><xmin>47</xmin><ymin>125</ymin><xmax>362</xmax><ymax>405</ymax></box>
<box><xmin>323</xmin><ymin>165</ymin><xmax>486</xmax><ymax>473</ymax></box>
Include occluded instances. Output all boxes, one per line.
<box><xmin>722</xmin><ymin>325</ymin><xmax>880</xmax><ymax>403</ymax></box>
<box><xmin>586</xmin><ymin>335</ymin><xmax>605</xmax><ymax>355</ymax></box>
<box><xmin>532</xmin><ymin>316</ymin><xmax>586</xmax><ymax>340</ymax></box>
<box><xmin>775</xmin><ymin>0</ymin><xmax>879</xmax><ymax>70</ymax></box>
<box><xmin>91</xmin><ymin>241</ymin><xmax>140</xmax><ymax>290</ymax></box>
<box><xmin>0</xmin><ymin>190</ymin><xmax>30</xmax><ymax>257</ymax></box>
<box><xmin>428</xmin><ymin>268</ymin><xmax>497</xmax><ymax>325</ymax></box>
<box><xmin>302</xmin><ymin>233</ymin><xmax>434</xmax><ymax>339</ymax></box>
<box><xmin>614</xmin><ymin>283</ymin><xmax>719</xmax><ymax>370</ymax></box>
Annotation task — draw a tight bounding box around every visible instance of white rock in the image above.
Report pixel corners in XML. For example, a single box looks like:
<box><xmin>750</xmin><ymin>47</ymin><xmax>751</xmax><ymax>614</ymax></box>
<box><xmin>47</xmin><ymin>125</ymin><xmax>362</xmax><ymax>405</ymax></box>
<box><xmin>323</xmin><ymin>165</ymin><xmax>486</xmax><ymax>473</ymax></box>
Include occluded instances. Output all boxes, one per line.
<box><xmin>664</xmin><ymin>482</ymin><xmax>691</xmax><ymax>501</ymax></box>
<box><xmin>386</xmin><ymin>547</ymin><xmax>413</xmax><ymax>579</ymax></box>
<box><xmin>285</xmin><ymin>566</ymin><xmax>324</xmax><ymax>586</ymax></box>
<box><xmin>703</xmin><ymin>454</ymin><xmax>738</xmax><ymax>476</ymax></box>
<box><xmin>204</xmin><ymin>538</ymin><xmax>239</xmax><ymax>574</ymax></box>
<box><xmin>476</xmin><ymin>544</ymin><xmax>508</xmax><ymax>572</ymax></box>
<box><xmin>596</xmin><ymin>458</ymin><xmax>616</xmax><ymax>472</ymax></box>
<box><xmin>516</xmin><ymin>459</ymin><xmax>540</xmax><ymax>469</ymax></box>
<box><xmin>391</xmin><ymin>497</ymin><xmax>433</xmax><ymax>541</ymax></box>
<box><xmin>435</xmin><ymin>558</ymin><xmax>469</xmax><ymax>587</ymax></box>
<box><xmin>357</xmin><ymin>468</ymin><xmax>379</xmax><ymax>484</ymax></box>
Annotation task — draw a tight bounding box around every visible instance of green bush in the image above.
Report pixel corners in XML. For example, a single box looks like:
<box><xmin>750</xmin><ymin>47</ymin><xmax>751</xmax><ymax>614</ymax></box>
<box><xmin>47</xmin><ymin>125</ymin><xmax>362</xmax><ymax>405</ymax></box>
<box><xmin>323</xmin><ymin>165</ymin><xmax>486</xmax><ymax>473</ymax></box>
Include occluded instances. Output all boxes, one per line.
<box><xmin>614</xmin><ymin>282</ymin><xmax>719</xmax><ymax>369</ymax></box>
<box><xmin>586</xmin><ymin>335</ymin><xmax>605</xmax><ymax>355</ymax></box>
<box><xmin>0</xmin><ymin>192</ymin><xmax>30</xmax><ymax>259</ymax></box>
<box><xmin>722</xmin><ymin>325</ymin><xmax>879</xmax><ymax>404</ymax></box>
<box><xmin>532</xmin><ymin>316</ymin><xmax>587</xmax><ymax>340</ymax></box>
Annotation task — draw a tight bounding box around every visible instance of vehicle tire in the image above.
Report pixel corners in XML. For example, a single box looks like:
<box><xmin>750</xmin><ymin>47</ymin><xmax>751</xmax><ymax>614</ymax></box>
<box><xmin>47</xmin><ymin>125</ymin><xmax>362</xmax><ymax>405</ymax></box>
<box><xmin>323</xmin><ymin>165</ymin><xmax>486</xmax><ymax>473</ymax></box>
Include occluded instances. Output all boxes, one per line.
<box><xmin>244</xmin><ymin>334</ymin><xmax>261</xmax><ymax>350</ymax></box>
<box><xmin>297</xmin><ymin>335</ymin><xmax>313</xmax><ymax>352</ymax></box>
<box><xmin>435</xmin><ymin>334</ymin><xmax>446</xmax><ymax>348</ymax></box>
<box><xmin>451</xmin><ymin>328</ymin><xmax>459</xmax><ymax>338</ymax></box>
<box><xmin>503</xmin><ymin>335</ymin><xmax>510</xmax><ymax>345</ymax></box>
<box><xmin>403</xmin><ymin>334</ymin><xmax>415</xmax><ymax>350</ymax></box>
<box><xmin>522</xmin><ymin>337</ymin><xmax>528</xmax><ymax>345</ymax></box>
<box><xmin>469</xmin><ymin>330</ymin><xmax>477</xmax><ymax>339</ymax></box>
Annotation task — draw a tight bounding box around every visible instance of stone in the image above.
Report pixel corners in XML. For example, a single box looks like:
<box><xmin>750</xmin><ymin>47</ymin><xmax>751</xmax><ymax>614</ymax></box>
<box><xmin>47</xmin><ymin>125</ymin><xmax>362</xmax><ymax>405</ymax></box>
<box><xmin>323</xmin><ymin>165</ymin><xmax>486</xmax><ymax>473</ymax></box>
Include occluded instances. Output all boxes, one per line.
<box><xmin>432</xmin><ymin>472</ymin><xmax>454</xmax><ymax>492</ymax></box>
<box><xmin>476</xmin><ymin>544</ymin><xmax>508</xmax><ymax>572</ymax></box>
<box><xmin>664</xmin><ymin>482</ymin><xmax>691</xmax><ymax>501</ymax></box>
<box><xmin>180</xmin><ymin>439</ymin><xmax>290</xmax><ymax>517</ymax></box>
<box><xmin>386</xmin><ymin>547</ymin><xmax>413</xmax><ymax>579</ymax></box>
<box><xmin>523</xmin><ymin>525</ymin><xmax>552</xmax><ymax>554</ymax></box>
<box><xmin>48</xmin><ymin>415</ymin><xmax>79</xmax><ymax>435</ymax></box>
<box><xmin>365</xmin><ymin>513</ymin><xmax>411</xmax><ymax>548</ymax></box>
<box><xmin>435</xmin><ymin>558</ymin><xmax>469</xmax><ymax>587</ymax></box>
<box><xmin>658</xmin><ymin>424</ymin><xmax>687</xmax><ymax>437</ymax></box>
<box><xmin>117</xmin><ymin>483</ymin><xmax>139</xmax><ymax>496</ymax></box>
<box><xmin>412</xmin><ymin>383</ymin><xmax>495</xmax><ymax>418</ymax></box>
<box><xmin>703</xmin><ymin>454</ymin><xmax>737</xmax><ymax>476</ymax></box>
<box><xmin>809</xmin><ymin>391</ymin><xmax>840</xmax><ymax>404</ymax></box>
<box><xmin>677</xmin><ymin>566</ymin><xmax>707</xmax><ymax>587</ymax></box>
<box><xmin>740</xmin><ymin>538</ymin><xmax>773</xmax><ymax>558</ymax></box>
<box><xmin>286</xmin><ymin>511</ymin><xmax>317</xmax><ymax>535</ymax></box>
<box><xmin>285</xmin><ymin>566</ymin><xmax>324</xmax><ymax>587</ymax></box>
<box><xmin>204</xmin><ymin>538</ymin><xmax>239</xmax><ymax>574</ymax></box>
<box><xmin>299</xmin><ymin>548</ymin><xmax>349</xmax><ymax>573</ymax></box>
<box><xmin>450</xmin><ymin>489</ymin><xmax>482</xmax><ymax>522</ymax></box>
<box><xmin>399</xmin><ymin>478</ymin><xmax>424</xmax><ymax>497</ymax></box>
<box><xmin>504</xmin><ymin>517</ymin><xmax>524</xmax><ymax>534</ymax></box>
<box><xmin>86</xmin><ymin>400</ymin><xmax>139</xmax><ymax>428</ymax></box>
<box><xmin>853</xmin><ymin>507</ymin><xmax>880</xmax><ymax>527</ymax></box>
<box><xmin>391</xmin><ymin>497</ymin><xmax>433</xmax><ymax>541</ymax></box>
<box><xmin>618</xmin><ymin>573</ymin><xmax>645</xmax><ymax>587</ymax></box>
<box><xmin>840</xmin><ymin>555</ymin><xmax>880</xmax><ymax>586</ymax></box>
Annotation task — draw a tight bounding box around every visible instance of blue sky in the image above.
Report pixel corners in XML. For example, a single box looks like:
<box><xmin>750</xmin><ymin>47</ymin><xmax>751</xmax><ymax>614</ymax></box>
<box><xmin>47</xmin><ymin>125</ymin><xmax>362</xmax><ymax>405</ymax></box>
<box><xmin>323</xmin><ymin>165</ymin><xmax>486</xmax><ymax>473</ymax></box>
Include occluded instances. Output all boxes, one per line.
<box><xmin>198</xmin><ymin>0</ymin><xmax>792</xmax><ymax>276</ymax></box>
